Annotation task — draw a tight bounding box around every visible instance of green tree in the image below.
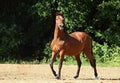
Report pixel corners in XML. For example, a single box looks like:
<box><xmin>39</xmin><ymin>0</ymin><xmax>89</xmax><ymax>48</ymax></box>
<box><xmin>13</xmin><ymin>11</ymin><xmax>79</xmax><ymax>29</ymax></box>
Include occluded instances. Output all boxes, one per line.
<box><xmin>93</xmin><ymin>0</ymin><xmax>120</xmax><ymax>46</ymax></box>
<box><xmin>0</xmin><ymin>0</ymin><xmax>119</xmax><ymax>63</ymax></box>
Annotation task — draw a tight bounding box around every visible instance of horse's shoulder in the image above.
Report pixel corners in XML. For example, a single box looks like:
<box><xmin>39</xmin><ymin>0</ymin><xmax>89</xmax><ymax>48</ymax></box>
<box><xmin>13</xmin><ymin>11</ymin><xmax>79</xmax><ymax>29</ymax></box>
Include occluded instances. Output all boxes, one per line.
<box><xmin>51</xmin><ymin>38</ymin><xmax>65</xmax><ymax>52</ymax></box>
<box><xmin>51</xmin><ymin>38</ymin><xmax>65</xmax><ymax>47</ymax></box>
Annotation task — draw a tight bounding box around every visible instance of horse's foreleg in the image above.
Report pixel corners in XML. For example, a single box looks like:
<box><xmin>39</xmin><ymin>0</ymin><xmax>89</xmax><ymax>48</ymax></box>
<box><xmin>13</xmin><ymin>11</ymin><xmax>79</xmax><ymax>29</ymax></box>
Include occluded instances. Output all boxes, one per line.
<box><xmin>74</xmin><ymin>55</ymin><xmax>81</xmax><ymax>79</ymax></box>
<box><xmin>50</xmin><ymin>52</ymin><xmax>57</xmax><ymax>77</ymax></box>
<box><xmin>56</xmin><ymin>54</ymin><xmax>64</xmax><ymax>79</ymax></box>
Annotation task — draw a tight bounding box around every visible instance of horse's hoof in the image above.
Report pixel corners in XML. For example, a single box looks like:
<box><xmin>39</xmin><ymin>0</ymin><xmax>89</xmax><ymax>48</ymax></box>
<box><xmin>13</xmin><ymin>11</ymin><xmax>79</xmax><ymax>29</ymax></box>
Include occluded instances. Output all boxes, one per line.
<box><xmin>95</xmin><ymin>76</ymin><xmax>99</xmax><ymax>80</ymax></box>
<box><xmin>74</xmin><ymin>75</ymin><xmax>78</xmax><ymax>79</ymax></box>
<box><xmin>56</xmin><ymin>76</ymin><xmax>60</xmax><ymax>79</ymax></box>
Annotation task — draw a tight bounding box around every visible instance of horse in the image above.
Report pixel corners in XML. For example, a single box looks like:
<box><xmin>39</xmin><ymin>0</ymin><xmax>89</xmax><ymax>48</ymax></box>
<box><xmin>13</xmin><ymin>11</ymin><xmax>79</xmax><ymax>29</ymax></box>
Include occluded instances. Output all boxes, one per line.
<box><xmin>50</xmin><ymin>12</ymin><xmax>98</xmax><ymax>79</ymax></box>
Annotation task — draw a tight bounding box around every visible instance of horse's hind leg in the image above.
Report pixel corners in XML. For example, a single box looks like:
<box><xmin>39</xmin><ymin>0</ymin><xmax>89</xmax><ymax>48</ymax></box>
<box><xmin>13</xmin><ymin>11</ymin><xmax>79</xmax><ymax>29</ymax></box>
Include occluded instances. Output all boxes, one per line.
<box><xmin>74</xmin><ymin>55</ymin><xmax>82</xmax><ymax>79</ymax></box>
<box><xmin>84</xmin><ymin>50</ymin><xmax>98</xmax><ymax>79</ymax></box>
<box><xmin>90</xmin><ymin>57</ymin><xmax>98</xmax><ymax>79</ymax></box>
<box><xmin>50</xmin><ymin>52</ymin><xmax>57</xmax><ymax>77</ymax></box>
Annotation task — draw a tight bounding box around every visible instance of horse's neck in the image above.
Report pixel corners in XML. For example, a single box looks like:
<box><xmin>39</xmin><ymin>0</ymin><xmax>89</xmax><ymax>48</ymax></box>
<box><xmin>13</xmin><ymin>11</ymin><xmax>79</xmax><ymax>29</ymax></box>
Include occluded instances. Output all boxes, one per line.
<box><xmin>54</xmin><ymin>26</ymin><xmax>66</xmax><ymax>39</ymax></box>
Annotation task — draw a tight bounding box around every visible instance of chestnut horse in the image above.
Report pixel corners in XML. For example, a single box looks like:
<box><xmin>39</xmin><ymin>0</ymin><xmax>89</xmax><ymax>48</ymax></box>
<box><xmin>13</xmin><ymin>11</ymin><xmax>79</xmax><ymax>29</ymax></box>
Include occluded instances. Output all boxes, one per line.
<box><xmin>50</xmin><ymin>12</ymin><xmax>98</xmax><ymax>79</ymax></box>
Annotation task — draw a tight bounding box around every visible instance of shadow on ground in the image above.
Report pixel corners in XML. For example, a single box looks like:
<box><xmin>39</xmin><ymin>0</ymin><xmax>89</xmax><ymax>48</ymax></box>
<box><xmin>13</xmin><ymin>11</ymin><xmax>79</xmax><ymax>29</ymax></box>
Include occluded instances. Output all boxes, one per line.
<box><xmin>79</xmin><ymin>78</ymin><xmax>120</xmax><ymax>80</ymax></box>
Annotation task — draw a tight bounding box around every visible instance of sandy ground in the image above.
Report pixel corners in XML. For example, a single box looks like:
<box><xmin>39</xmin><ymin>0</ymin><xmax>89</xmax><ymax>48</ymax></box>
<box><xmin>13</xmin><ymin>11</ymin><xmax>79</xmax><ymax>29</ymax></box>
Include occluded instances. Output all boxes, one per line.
<box><xmin>0</xmin><ymin>64</ymin><xmax>119</xmax><ymax>83</ymax></box>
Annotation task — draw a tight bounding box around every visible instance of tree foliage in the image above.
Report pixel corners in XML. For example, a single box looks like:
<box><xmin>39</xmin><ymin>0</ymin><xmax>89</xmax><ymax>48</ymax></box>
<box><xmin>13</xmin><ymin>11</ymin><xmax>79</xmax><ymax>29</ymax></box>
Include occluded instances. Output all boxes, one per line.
<box><xmin>0</xmin><ymin>0</ymin><xmax>120</xmax><ymax>63</ymax></box>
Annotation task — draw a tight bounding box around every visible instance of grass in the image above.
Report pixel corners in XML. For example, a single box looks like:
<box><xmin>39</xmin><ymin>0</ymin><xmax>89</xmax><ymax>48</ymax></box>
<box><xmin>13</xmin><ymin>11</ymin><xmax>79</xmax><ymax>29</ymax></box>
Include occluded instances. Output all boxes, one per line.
<box><xmin>97</xmin><ymin>61</ymin><xmax>120</xmax><ymax>67</ymax></box>
<box><xmin>0</xmin><ymin>56</ymin><xmax>120</xmax><ymax>67</ymax></box>
<box><xmin>41</xmin><ymin>55</ymin><xmax>120</xmax><ymax>67</ymax></box>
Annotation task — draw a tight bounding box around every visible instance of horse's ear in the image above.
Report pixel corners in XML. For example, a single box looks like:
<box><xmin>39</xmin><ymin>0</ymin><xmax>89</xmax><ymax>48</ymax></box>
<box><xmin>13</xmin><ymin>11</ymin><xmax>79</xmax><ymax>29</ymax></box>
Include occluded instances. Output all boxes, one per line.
<box><xmin>55</xmin><ymin>12</ymin><xmax>59</xmax><ymax>16</ymax></box>
<box><xmin>56</xmin><ymin>12</ymin><xmax>64</xmax><ymax>16</ymax></box>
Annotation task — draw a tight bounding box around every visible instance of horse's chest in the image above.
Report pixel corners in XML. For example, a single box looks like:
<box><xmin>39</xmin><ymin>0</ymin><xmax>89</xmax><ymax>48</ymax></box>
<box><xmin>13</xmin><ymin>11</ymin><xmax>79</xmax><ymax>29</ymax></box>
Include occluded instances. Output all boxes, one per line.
<box><xmin>51</xmin><ymin>40</ymin><xmax>65</xmax><ymax>52</ymax></box>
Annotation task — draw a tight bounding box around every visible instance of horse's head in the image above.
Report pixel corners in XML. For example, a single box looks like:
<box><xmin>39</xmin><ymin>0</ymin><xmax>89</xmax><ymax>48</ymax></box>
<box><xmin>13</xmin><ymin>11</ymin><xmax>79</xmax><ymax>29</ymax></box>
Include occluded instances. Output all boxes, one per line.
<box><xmin>55</xmin><ymin>12</ymin><xmax>64</xmax><ymax>30</ymax></box>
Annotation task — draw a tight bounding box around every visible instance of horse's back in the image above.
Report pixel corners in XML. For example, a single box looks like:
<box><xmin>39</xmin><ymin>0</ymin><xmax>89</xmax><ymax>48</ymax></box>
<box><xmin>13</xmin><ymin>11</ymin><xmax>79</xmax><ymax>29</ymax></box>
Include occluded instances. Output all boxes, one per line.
<box><xmin>70</xmin><ymin>32</ymin><xmax>92</xmax><ymax>53</ymax></box>
<box><xmin>69</xmin><ymin>32</ymin><xmax>92</xmax><ymax>50</ymax></box>
<box><xmin>69</xmin><ymin>32</ymin><xmax>91</xmax><ymax>42</ymax></box>
<box><xmin>61</xmin><ymin>32</ymin><xmax>91</xmax><ymax>55</ymax></box>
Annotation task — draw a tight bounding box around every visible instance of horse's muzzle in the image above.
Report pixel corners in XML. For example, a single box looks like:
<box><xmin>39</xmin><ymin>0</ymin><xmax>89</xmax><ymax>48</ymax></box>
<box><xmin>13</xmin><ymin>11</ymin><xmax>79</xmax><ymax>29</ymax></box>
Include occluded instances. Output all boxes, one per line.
<box><xmin>59</xmin><ymin>24</ymin><xmax>64</xmax><ymax>30</ymax></box>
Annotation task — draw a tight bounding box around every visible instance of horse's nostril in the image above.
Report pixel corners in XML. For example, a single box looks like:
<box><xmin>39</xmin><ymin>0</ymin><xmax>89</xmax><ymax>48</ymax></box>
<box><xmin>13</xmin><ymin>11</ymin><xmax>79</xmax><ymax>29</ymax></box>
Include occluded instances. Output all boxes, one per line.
<box><xmin>60</xmin><ymin>25</ymin><xmax>62</xmax><ymax>27</ymax></box>
<box><xmin>60</xmin><ymin>24</ymin><xmax>63</xmax><ymax>27</ymax></box>
<box><xmin>59</xmin><ymin>24</ymin><xmax>64</xmax><ymax>30</ymax></box>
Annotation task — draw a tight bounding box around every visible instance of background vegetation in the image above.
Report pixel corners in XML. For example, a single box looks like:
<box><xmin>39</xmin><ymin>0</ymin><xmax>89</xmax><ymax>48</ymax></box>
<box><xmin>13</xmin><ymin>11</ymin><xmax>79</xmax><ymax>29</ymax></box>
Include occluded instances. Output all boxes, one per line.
<box><xmin>0</xmin><ymin>0</ymin><xmax>120</xmax><ymax>66</ymax></box>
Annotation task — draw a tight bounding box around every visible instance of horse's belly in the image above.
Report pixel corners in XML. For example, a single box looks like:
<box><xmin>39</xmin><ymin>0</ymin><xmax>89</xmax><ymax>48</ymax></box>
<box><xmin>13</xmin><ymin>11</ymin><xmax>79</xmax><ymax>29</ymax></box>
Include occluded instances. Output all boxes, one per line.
<box><xmin>65</xmin><ymin>50</ymin><xmax>82</xmax><ymax>56</ymax></box>
<box><xmin>64</xmin><ymin>44</ymin><xmax>84</xmax><ymax>56</ymax></box>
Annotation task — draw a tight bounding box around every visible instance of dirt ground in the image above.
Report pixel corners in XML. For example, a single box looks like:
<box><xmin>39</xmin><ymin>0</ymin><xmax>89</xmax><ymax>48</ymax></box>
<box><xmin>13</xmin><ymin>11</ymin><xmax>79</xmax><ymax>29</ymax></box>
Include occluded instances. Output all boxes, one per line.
<box><xmin>0</xmin><ymin>64</ymin><xmax>119</xmax><ymax>83</ymax></box>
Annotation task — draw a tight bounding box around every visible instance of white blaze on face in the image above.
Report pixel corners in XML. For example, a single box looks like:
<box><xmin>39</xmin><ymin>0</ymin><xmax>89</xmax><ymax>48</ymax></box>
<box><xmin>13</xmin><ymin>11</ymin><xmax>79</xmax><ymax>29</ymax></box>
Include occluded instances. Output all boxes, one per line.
<box><xmin>59</xmin><ymin>16</ymin><xmax>64</xmax><ymax>20</ymax></box>
<box><xmin>59</xmin><ymin>16</ymin><xmax>64</xmax><ymax>30</ymax></box>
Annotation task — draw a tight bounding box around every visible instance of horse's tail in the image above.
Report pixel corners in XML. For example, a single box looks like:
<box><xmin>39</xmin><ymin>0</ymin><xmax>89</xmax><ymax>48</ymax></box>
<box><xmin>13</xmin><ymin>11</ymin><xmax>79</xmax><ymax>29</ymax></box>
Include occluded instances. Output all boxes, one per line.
<box><xmin>90</xmin><ymin>37</ymin><xmax>94</xmax><ymax>57</ymax></box>
<box><xmin>90</xmin><ymin>37</ymin><xmax>96</xmax><ymax>61</ymax></box>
